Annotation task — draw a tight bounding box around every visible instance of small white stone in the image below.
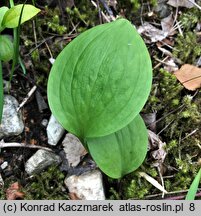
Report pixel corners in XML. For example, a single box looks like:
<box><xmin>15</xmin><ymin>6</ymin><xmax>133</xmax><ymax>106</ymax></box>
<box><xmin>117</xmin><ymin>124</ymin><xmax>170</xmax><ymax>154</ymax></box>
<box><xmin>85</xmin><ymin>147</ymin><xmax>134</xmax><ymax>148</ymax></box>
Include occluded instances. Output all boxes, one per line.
<box><xmin>0</xmin><ymin>161</ymin><xmax>8</xmax><ymax>170</ymax></box>
<box><xmin>62</xmin><ymin>133</ymin><xmax>87</xmax><ymax>167</ymax></box>
<box><xmin>41</xmin><ymin>119</ymin><xmax>48</xmax><ymax>127</ymax></box>
<box><xmin>25</xmin><ymin>149</ymin><xmax>61</xmax><ymax>175</ymax></box>
<box><xmin>47</xmin><ymin>114</ymin><xmax>65</xmax><ymax>146</ymax></box>
<box><xmin>65</xmin><ymin>170</ymin><xmax>105</xmax><ymax>200</ymax></box>
<box><xmin>0</xmin><ymin>95</ymin><xmax>24</xmax><ymax>138</ymax></box>
<box><xmin>0</xmin><ymin>173</ymin><xmax>4</xmax><ymax>187</ymax></box>
<box><xmin>49</xmin><ymin>58</ymin><xmax>55</xmax><ymax>64</ymax></box>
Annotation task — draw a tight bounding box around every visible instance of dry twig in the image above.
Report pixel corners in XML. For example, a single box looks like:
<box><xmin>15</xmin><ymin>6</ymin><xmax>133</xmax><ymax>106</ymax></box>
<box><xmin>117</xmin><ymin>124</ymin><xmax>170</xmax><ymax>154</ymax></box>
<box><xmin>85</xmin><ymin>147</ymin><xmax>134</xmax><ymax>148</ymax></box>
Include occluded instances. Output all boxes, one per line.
<box><xmin>157</xmin><ymin>167</ymin><xmax>166</xmax><ymax>198</ymax></box>
<box><xmin>141</xmin><ymin>189</ymin><xmax>201</xmax><ymax>200</ymax></box>
<box><xmin>0</xmin><ymin>140</ymin><xmax>53</xmax><ymax>152</ymax></box>
<box><xmin>17</xmin><ymin>85</ymin><xmax>37</xmax><ymax>112</ymax></box>
<box><xmin>98</xmin><ymin>0</ymin><xmax>114</xmax><ymax>16</ymax></box>
<box><xmin>91</xmin><ymin>0</ymin><xmax>115</xmax><ymax>22</ymax></box>
<box><xmin>154</xmin><ymin>56</ymin><xmax>169</xmax><ymax>69</ymax></box>
<box><xmin>148</xmin><ymin>104</ymin><xmax>185</xmax><ymax>127</ymax></box>
<box><xmin>138</xmin><ymin>171</ymin><xmax>168</xmax><ymax>193</ymax></box>
<box><xmin>181</xmin><ymin>128</ymin><xmax>199</xmax><ymax>141</ymax></box>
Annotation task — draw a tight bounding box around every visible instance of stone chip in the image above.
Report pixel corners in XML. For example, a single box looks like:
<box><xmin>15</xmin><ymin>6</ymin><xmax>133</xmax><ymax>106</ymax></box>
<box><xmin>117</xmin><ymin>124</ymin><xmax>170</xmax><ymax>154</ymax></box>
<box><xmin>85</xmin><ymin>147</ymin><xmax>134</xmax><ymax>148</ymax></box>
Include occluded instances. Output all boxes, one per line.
<box><xmin>25</xmin><ymin>149</ymin><xmax>61</xmax><ymax>175</ymax></box>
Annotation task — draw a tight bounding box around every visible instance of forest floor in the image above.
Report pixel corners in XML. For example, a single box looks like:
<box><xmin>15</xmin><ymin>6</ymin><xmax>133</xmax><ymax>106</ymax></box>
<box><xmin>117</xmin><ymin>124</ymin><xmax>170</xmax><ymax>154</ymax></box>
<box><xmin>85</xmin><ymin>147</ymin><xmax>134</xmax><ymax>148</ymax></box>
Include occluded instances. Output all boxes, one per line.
<box><xmin>0</xmin><ymin>0</ymin><xmax>201</xmax><ymax>200</ymax></box>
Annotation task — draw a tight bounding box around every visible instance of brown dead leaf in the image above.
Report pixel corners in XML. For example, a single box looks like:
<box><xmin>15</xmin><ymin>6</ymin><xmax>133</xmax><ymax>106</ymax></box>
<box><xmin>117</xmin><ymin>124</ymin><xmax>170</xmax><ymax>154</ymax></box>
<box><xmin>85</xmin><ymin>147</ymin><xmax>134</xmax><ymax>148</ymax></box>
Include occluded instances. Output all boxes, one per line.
<box><xmin>69</xmin><ymin>192</ymin><xmax>81</xmax><ymax>200</ymax></box>
<box><xmin>148</xmin><ymin>130</ymin><xmax>167</xmax><ymax>173</ymax></box>
<box><xmin>174</xmin><ymin>64</ymin><xmax>201</xmax><ymax>91</ymax></box>
<box><xmin>141</xmin><ymin>113</ymin><xmax>156</xmax><ymax>132</ymax></box>
<box><xmin>137</xmin><ymin>22</ymin><xmax>168</xmax><ymax>43</ymax></box>
<box><xmin>167</xmin><ymin>0</ymin><xmax>195</xmax><ymax>8</ymax></box>
<box><xmin>30</xmin><ymin>139</ymin><xmax>37</xmax><ymax>145</ymax></box>
<box><xmin>162</xmin><ymin>38</ymin><xmax>175</xmax><ymax>47</ymax></box>
<box><xmin>6</xmin><ymin>182</ymin><xmax>25</xmax><ymax>200</ymax></box>
<box><xmin>161</xmin><ymin>13</ymin><xmax>175</xmax><ymax>35</ymax></box>
<box><xmin>25</xmin><ymin>126</ymin><xmax>30</xmax><ymax>132</ymax></box>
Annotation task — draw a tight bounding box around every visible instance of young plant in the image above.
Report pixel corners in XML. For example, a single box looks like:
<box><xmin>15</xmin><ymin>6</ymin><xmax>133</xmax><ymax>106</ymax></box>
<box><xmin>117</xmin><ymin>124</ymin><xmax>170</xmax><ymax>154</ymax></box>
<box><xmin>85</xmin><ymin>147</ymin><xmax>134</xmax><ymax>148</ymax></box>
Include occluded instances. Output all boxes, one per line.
<box><xmin>48</xmin><ymin>18</ymin><xmax>152</xmax><ymax>178</ymax></box>
<box><xmin>0</xmin><ymin>3</ymin><xmax>40</xmax><ymax>121</ymax></box>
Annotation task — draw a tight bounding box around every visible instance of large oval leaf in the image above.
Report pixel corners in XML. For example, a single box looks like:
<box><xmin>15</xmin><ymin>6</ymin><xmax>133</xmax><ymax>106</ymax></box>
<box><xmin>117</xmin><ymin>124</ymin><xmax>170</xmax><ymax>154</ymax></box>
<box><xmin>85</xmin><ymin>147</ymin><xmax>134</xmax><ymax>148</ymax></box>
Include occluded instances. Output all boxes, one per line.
<box><xmin>2</xmin><ymin>4</ymin><xmax>40</xmax><ymax>28</ymax></box>
<box><xmin>0</xmin><ymin>35</ymin><xmax>14</xmax><ymax>62</ymax></box>
<box><xmin>86</xmin><ymin>115</ymin><xmax>148</xmax><ymax>178</ymax></box>
<box><xmin>48</xmin><ymin>18</ymin><xmax>152</xmax><ymax>139</ymax></box>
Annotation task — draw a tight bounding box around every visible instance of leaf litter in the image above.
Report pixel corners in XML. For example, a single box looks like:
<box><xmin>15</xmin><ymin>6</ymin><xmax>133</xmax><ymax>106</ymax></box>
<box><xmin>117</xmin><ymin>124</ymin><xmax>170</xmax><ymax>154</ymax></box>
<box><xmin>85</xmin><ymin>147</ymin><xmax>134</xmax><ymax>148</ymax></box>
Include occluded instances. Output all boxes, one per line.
<box><xmin>174</xmin><ymin>64</ymin><xmax>201</xmax><ymax>90</ymax></box>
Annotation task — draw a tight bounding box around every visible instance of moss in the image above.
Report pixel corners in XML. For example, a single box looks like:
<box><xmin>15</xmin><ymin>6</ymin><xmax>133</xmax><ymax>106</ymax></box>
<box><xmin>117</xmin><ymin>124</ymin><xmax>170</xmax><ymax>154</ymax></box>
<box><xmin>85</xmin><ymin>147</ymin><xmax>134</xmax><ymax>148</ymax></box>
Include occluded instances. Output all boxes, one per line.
<box><xmin>23</xmin><ymin>165</ymin><xmax>68</xmax><ymax>200</ymax></box>
<box><xmin>168</xmin><ymin>160</ymin><xmax>200</xmax><ymax>191</ymax></box>
<box><xmin>166</xmin><ymin>139</ymin><xmax>178</xmax><ymax>151</ymax></box>
<box><xmin>109</xmin><ymin>187</ymin><xmax>121</xmax><ymax>200</ymax></box>
<box><xmin>108</xmin><ymin>166</ymin><xmax>158</xmax><ymax>199</ymax></box>
<box><xmin>40</xmin><ymin>7</ymin><xmax>68</xmax><ymax>35</ymax></box>
<box><xmin>0</xmin><ymin>187</ymin><xmax>6</xmax><ymax>199</ymax></box>
<box><xmin>123</xmin><ymin>178</ymin><xmax>150</xmax><ymax>199</ymax></box>
<box><xmin>47</xmin><ymin>14</ymin><xmax>67</xmax><ymax>35</ymax></box>
<box><xmin>116</xmin><ymin>0</ymin><xmax>157</xmax><ymax>25</ymax></box>
<box><xmin>173</xmin><ymin>32</ymin><xmax>201</xmax><ymax>64</ymax></box>
<box><xmin>144</xmin><ymin>68</ymin><xmax>183</xmax><ymax>112</ymax></box>
<box><xmin>66</xmin><ymin>1</ymin><xmax>99</xmax><ymax>30</ymax></box>
<box><xmin>31</xmin><ymin>49</ymin><xmax>40</xmax><ymax>62</ymax></box>
<box><xmin>180</xmin><ymin>8</ymin><xmax>201</xmax><ymax>31</ymax></box>
<box><xmin>0</xmin><ymin>166</ymin><xmax>68</xmax><ymax>200</ymax></box>
<box><xmin>173</xmin><ymin>7</ymin><xmax>201</xmax><ymax>64</ymax></box>
<box><xmin>135</xmin><ymin>65</ymin><xmax>200</xmax><ymax>198</ymax></box>
<box><xmin>120</xmin><ymin>167</ymin><xmax>158</xmax><ymax>199</ymax></box>
<box><xmin>118</xmin><ymin>0</ymin><xmax>157</xmax><ymax>12</ymax></box>
<box><xmin>35</xmin><ymin>74</ymin><xmax>46</xmax><ymax>86</ymax></box>
<box><xmin>130</xmin><ymin>0</ymin><xmax>141</xmax><ymax>11</ymax></box>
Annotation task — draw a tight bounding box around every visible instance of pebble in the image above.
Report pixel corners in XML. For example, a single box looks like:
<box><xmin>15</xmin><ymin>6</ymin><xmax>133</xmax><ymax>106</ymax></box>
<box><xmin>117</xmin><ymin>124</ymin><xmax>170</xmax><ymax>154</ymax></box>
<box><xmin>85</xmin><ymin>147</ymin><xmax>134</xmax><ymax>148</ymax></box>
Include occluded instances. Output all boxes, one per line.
<box><xmin>35</xmin><ymin>90</ymin><xmax>48</xmax><ymax>113</ymax></box>
<box><xmin>41</xmin><ymin>119</ymin><xmax>48</xmax><ymax>127</ymax></box>
<box><xmin>25</xmin><ymin>149</ymin><xmax>61</xmax><ymax>175</ymax></box>
<box><xmin>65</xmin><ymin>170</ymin><xmax>105</xmax><ymax>200</ymax></box>
<box><xmin>0</xmin><ymin>161</ymin><xmax>8</xmax><ymax>170</ymax></box>
<box><xmin>47</xmin><ymin>114</ymin><xmax>65</xmax><ymax>146</ymax></box>
<box><xmin>62</xmin><ymin>133</ymin><xmax>87</xmax><ymax>167</ymax></box>
<box><xmin>0</xmin><ymin>95</ymin><xmax>24</xmax><ymax>139</ymax></box>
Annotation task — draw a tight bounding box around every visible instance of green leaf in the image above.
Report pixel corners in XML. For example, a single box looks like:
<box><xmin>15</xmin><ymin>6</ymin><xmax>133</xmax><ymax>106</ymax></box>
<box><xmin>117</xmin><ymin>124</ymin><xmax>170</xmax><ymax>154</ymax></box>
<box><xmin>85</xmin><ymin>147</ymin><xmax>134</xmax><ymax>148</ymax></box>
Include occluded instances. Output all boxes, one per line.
<box><xmin>2</xmin><ymin>4</ymin><xmax>40</xmax><ymax>28</ymax></box>
<box><xmin>185</xmin><ymin>168</ymin><xmax>201</xmax><ymax>200</ymax></box>
<box><xmin>86</xmin><ymin>115</ymin><xmax>148</xmax><ymax>178</ymax></box>
<box><xmin>0</xmin><ymin>6</ymin><xmax>9</xmax><ymax>32</ymax></box>
<box><xmin>0</xmin><ymin>60</ymin><xmax>3</xmax><ymax>123</ymax></box>
<box><xmin>9</xmin><ymin>3</ymin><xmax>25</xmax><ymax>86</ymax></box>
<box><xmin>0</xmin><ymin>35</ymin><xmax>14</xmax><ymax>62</ymax></box>
<box><xmin>48</xmin><ymin>18</ymin><xmax>152</xmax><ymax>139</ymax></box>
